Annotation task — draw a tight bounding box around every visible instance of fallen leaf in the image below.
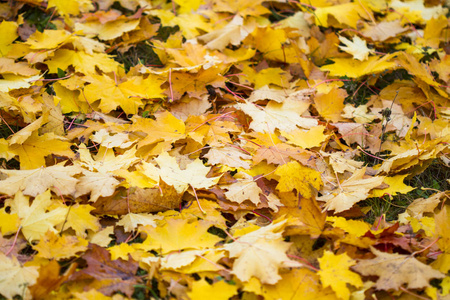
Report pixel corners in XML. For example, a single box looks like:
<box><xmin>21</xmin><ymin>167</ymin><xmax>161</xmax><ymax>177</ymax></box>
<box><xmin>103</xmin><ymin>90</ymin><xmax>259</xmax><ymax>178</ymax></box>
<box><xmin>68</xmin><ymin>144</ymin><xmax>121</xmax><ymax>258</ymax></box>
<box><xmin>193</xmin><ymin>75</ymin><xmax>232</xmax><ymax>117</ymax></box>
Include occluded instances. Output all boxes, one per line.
<box><xmin>353</xmin><ymin>247</ymin><xmax>445</xmax><ymax>290</ymax></box>
<box><xmin>70</xmin><ymin>244</ymin><xmax>141</xmax><ymax>297</ymax></box>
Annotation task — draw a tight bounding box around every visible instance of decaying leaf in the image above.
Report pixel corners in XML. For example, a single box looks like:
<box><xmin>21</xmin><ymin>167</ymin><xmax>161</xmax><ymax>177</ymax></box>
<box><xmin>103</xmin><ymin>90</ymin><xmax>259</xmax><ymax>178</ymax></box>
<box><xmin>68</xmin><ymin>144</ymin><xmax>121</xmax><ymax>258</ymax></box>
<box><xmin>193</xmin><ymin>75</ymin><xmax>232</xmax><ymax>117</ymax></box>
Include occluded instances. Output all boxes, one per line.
<box><xmin>353</xmin><ymin>247</ymin><xmax>445</xmax><ymax>290</ymax></box>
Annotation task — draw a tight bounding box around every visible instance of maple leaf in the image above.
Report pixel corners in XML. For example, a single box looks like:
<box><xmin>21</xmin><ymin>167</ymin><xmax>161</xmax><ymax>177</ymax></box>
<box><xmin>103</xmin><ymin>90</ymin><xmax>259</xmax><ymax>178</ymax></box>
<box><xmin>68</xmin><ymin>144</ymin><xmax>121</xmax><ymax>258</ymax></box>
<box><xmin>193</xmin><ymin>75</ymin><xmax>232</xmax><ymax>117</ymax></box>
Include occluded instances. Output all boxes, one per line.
<box><xmin>338</xmin><ymin>36</ymin><xmax>372</xmax><ymax>61</ymax></box>
<box><xmin>0</xmin><ymin>21</ymin><xmax>18</xmax><ymax>56</ymax></box>
<box><xmin>275</xmin><ymin>161</ymin><xmax>323</xmax><ymax>199</ymax></box>
<box><xmin>83</xmin><ymin>74</ymin><xmax>158</xmax><ymax>114</ymax></box>
<box><xmin>48</xmin><ymin>0</ymin><xmax>94</xmax><ymax>16</ymax></box>
<box><xmin>281</xmin><ymin>197</ymin><xmax>326</xmax><ymax>238</ymax></box>
<box><xmin>204</xmin><ymin>145</ymin><xmax>252</xmax><ymax>169</ymax></box>
<box><xmin>77</xmin><ymin>144</ymin><xmax>139</xmax><ymax>173</ymax></box>
<box><xmin>0</xmin><ymin>253</ymin><xmax>39</xmax><ymax>299</ymax></box>
<box><xmin>198</xmin><ymin>15</ymin><xmax>256</xmax><ymax>50</ymax></box>
<box><xmin>0</xmin><ymin>207</ymin><xmax>20</xmax><ymax>236</ymax></box>
<box><xmin>117</xmin><ymin>212</ymin><xmax>163</xmax><ymax>232</ymax></box>
<box><xmin>9</xmin><ymin>132</ymin><xmax>74</xmax><ymax>169</ymax></box>
<box><xmin>0</xmin><ymin>164</ymin><xmax>82</xmax><ymax>197</ymax></box>
<box><xmin>7</xmin><ymin>190</ymin><xmax>68</xmax><ymax>241</ymax></box>
<box><xmin>186</xmin><ymin>114</ymin><xmax>239</xmax><ymax>146</ymax></box>
<box><xmin>64</xmin><ymin>204</ymin><xmax>101</xmax><ymax>237</ymax></box>
<box><xmin>145</xmin><ymin>152</ymin><xmax>221</xmax><ymax>194</ymax></box>
<box><xmin>29</xmin><ymin>260</ymin><xmax>77</xmax><ymax>300</ymax></box>
<box><xmin>318</xmin><ymin>251</ymin><xmax>363</xmax><ymax>300</ymax></box>
<box><xmin>1</xmin><ymin>0</ymin><xmax>450</xmax><ymax>297</ymax></box>
<box><xmin>281</xmin><ymin>125</ymin><xmax>328</xmax><ymax>149</ymax></box>
<box><xmin>70</xmin><ymin>244</ymin><xmax>141</xmax><ymax>297</ymax></box>
<box><xmin>130</xmin><ymin>111</ymin><xmax>185</xmax><ymax>149</ymax></box>
<box><xmin>75</xmin><ymin>170</ymin><xmax>120</xmax><ymax>202</ymax></box>
<box><xmin>33</xmin><ymin>231</ymin><xmax>88</xmax><ymax>260</ymax></box>
<box><xmin>318</xmin><ymin>168</ymin><xmax>385</xmax><ymax>213</ymax></box>
<box><xmin>167</xmin><ymin>66</ymin><xmax>226</xmax><ymax>100</ymax></box>
<box><xmin>321</xmin><ymin>55</ymin><xmax>397</xmax><ymax>78</ymax></box>
<box><xmin>353</xmin><ymin>247</ymin><xmax>445</xmax><ymax>290</ymax></box>
<box><xmin>314</xmin><ymin>2</ymin><xmax>373</xmax><ymax>28</ymax></box>
<box><xmin>433</xmin><ymin>205</ymin><xmax>450</xmax><ymax>273</ymax></box>
<box><xmin>188</xmin><ymin>278</ymin><xmax>239</xmax><ymax>300</ymax></box>
<box><xmin>238</xmin><ymin>100</ymin><xmax>318</xmax><ymax>133</ymax></box>
<box><xmin>255</xmin><ymin>268</ymin><xmax>338</xmax><ymax>300</ymax></box>
<box><xmin>138</xmin><ymin>218</ymin><xmax>222</xmax><ymax>253</ymax></box>
<box><xmin>370</xmin><ymin>174</ymin><xmax>415</xmax><ymax>198</ymax></box>
<box><xmin>45</xmin><ymin>49</ymin><xmax>119</xmax><ymax>74</ymax></box>
<box><xmin>222</xmin><ymin>172</ymin><xmax>282</xmax><ymax>211</ymax></box>
<box><xmin>75</xmin><ymin>17</ymin><xmax>140</xmax><ymax>41</ymax></box>
<box><xmin>223</xmin><ymin>220</ymin><xmax>302</xmax><ymax>284</ymax></box>
<box><xmin>362</xmin><ymin>20</ymin><xmax>408</xmax><ymax>41</ymax></box>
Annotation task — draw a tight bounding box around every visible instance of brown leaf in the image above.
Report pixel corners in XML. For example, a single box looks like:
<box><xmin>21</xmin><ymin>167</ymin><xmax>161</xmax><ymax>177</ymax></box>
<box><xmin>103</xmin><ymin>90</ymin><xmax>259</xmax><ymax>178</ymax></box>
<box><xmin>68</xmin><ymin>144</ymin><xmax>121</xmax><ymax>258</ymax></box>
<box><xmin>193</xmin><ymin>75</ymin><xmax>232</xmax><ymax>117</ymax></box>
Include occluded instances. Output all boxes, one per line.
<box><xmin>353</xmin><ymin>247</ymin><xmax>445</xmax><ymax>290</ymax></box>
<box><xmin>93</xmin><ymin>180</ymin><xmax>182</xmax><ymax>214</ymax></box>
<box><xmin>29</xmin><ymin>260</ymin><xmax>77</xmax><ymax>300</ymax></box>
<box><xmin>70</xmin><ymin>244</ymin><xmax>140</xmax><ymax>297</ymax></box>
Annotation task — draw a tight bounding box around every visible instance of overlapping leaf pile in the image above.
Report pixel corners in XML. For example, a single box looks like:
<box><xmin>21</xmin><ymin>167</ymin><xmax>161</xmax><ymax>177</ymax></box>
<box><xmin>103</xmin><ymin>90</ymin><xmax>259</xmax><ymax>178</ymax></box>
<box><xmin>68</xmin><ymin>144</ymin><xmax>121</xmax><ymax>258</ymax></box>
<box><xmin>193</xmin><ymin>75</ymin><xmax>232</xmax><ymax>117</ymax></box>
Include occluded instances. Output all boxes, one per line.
<box><xmin>0</xmin><ymin>0</ymin><xmax>449</xmax><ymax>299</ymax></box>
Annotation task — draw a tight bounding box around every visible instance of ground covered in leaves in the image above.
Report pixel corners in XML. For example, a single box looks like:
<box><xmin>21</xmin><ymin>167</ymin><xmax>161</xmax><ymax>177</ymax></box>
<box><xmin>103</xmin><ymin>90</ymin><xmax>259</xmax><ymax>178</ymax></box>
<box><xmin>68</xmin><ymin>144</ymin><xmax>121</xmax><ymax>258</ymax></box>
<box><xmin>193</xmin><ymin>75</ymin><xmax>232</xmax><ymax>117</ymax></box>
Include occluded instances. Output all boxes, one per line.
<box><xmin>0</xmin><ymin>0</ymin><xmax>449</xmax><ymax>299</ymax></box>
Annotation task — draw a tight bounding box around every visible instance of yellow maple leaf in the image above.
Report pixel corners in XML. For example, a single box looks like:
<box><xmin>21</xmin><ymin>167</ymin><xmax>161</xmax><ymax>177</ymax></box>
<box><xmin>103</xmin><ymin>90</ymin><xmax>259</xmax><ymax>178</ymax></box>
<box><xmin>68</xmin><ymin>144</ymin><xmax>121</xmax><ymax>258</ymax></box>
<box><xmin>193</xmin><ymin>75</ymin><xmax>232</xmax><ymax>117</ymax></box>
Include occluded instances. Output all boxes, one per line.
<box><xmin>7</xmin><ymin>190</ymin><xmax>68</xmax><ymax>241</ymax></box>
<box><xmin>131</xmin><ymin>111</ymin><xmax>185</xmax><ymax>149</ymax></box>
<box><xmin>186</xmin><ymin>114</ymin><xmax>239</xmax><ymax>146</ymax></box>
<box><xmin>370</xmin><ymin>174</ymin><xmax>415</xmax><ymax>198</ymax></box>
<box><xmin>75</xmin><ymin>18</ymin><xmax>140</xmax><ymax>41</ymax></box>
<box><xmin>0</xmin><ymin>21</ymin><xmax>18</xmax><ymax>56</ymax></box>
<box><xmin>83</xmin><ymin>74</ymin><xmax>162</xmax><ymax>114</ymax></box>
<box><xmin>314</xmin><ymin>2</ymin><xmax>373</xmax><ymax>28</ymax></box>
<box><xmin>45</xmin><ymin>49</ymin><xmax>119</xmax><ymax>74</ymax></box>
<box><xmin>389</xmin><ymin>0</ymin><xmax>446</xmax><ymax>24</ymax></box>
<box><xmin>433</xmin><ymin>205</ymin><xmax>450</xmax><ymax>273</ymax></box>
<box><xmin>0</xmin><ymin>207</ymin><xmax>19</xmax><ymax>235</ymax></box>
<box><xmin>242</xmin><ymin>65</ymin><xmax>291</xmax><ymax>89</ymax></box>
<box><xmin>223</xmin><ymin>220</ymin><xmax>301</xmax><ymax>284</ymax></box>
<box><xmin>138</xmin><ymin>218</ymin><xmax>222</xmax><ymax>254</ymax></box>
<box><xmin>175</xmin><ymin>250</ymin><xmax>226</xmax><ymax>273</ymax></box>
<box><xmin>117</xmin><ymin>213</ymin><xmax>163</xmax><ymax>232</ymax></box>
<box><xmin>33</xmin><ymin>231</ymin><xmax>88</xmax><ymax>260</ymax></box>
<box><xmin>275</xmin><ymin>161</ymin><xmax>323</xmax><ymax>198</ymax></box>
<box><xmin>318</xmin><ymin>168</ymin><xmax>384</xmax><ymax>213</ymax></box>
<box><xmin>0</xmin><ymin>164</ymin><xmax>82</xmax><ymax>197</ymax></box>
<box><xmin>256</xmin><ymin>268</ymin><xmax>339</xmax><ymax>300</ymax></box>
<box><xmin>152</xmin><ymin>10</ymin><xmax>212</xmax><ymax>39</ymax></box>
<box><xmin>75</xmin><ymin>170</ymin><xmax>120</xmax><ymax>203</ymax></box>
<box><xmin>148</xmin><ymin>152</ymin><xmax>220</xmax><ymax>194</ymax></box>
<box><xmin>64</xmin><ymin>204</ymin><xmax>101</xmax><ymax>238</ymax></box>
<box><xmin>198</xmin><ymin>15</ymin><xmax>255</xmax><ymax>51</ymax></box>
<box><xmin>204</xmin><ymin>145</ymin><xmax>252</xmax><ymax>169</ymax></box>
<box><xmin>77</xmin><ymin>144</ymin><xmax>139</xmax><ymax>173</ymax></box>
<box><xmin>321</xmin><ymin>55</ymin><xmax>397</xmax><ymax>78</ymax></box>
<box><xmin>187</xmin><ymin>278</ymin><xmax>238</xmax><ymax>300</ymax></box>
<box><xmin>318</xmin><ymin>251</ymin><xmax>363</xmax><ymax>300</ymax></box>
<box><xmin>213</xmin><ymin>0</ymin><xmax>271</xmax><ymax>16</ymax></box>
<box><xmin>9</xmin><ymin>132</ymin><xmax>74</xmax><ymax>169</ymax></box>
<box><xmin>238</xmin><ymin>100</ymin><xmax>318</xmax><ymax>133</ymax></box>
<box><xmin>108</xmin><ymin>243</ymin><xmax>137</xmax><ymax>260</ymax></box>
<box><xmin>0</xmin><ymin>57</ymin><xmax>39</xmax><ymax>76</ymax></box>
<box><xmin>0</xmin><ymin>73</ymin><xmax>42</xmax><ymax>92</ymax></box>
<box><xmin>48</xmin><ymin>0</ymin><xmax>93</xmax><ymax>16</ymax></box>
<box><xmin>362</xmin><ymin>20</ymin><xmax>408</xmax><ymax>42</ymax></box>
<box><xmin>223</xmin><ymin>172</ymin><xmax>282</xmax><ymax>211</ymax></box>
<box><xmin>327</xmin><ymin>216</ymin><xmax>371</xmax><ymax>237</ymax></box>
<box><xmin>0</xmin><ymin>253</ymin><xmax>38</xmax><ymax>299</ymax></box>
<box><xmin>25</xmin><ymin>29</ymin><xmax>71</xmax><ymax>50</ymax></box>
<box><xmin>281</xmin><ymin>125</ymin><xmax>328</xmax><ymax>149</ymax></box>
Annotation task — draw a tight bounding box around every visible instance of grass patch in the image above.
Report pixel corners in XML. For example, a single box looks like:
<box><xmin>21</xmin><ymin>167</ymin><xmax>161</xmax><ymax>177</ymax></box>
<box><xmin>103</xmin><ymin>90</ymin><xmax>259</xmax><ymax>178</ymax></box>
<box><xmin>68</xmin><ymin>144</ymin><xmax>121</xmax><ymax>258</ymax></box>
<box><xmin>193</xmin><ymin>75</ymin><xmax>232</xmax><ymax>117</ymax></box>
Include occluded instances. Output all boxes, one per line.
<box><xmin>362</xmin><ymin>159</ymin><xmax>450</xmax><ymax>223</ymax></box>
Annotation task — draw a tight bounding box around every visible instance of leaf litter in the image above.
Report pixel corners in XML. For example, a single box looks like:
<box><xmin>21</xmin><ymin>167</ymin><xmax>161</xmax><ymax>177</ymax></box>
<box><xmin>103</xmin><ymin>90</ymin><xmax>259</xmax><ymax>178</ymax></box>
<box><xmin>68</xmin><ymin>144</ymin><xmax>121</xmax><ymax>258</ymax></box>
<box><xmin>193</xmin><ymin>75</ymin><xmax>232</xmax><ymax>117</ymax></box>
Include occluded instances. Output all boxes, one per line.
<box><xmin>0</xmin><ymin>0</ymin><xmax>449</xmax><ymax>299</ymax></box>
